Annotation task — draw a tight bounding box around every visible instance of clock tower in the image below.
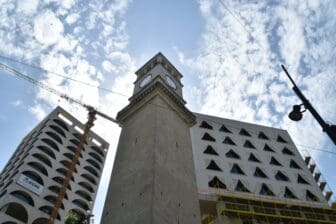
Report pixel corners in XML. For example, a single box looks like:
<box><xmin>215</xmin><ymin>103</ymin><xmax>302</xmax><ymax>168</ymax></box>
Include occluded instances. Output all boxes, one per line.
<box><xmin>101</xmin><ymin>53</ymin><xmax>201</xmax><ymax>223</ymax></box>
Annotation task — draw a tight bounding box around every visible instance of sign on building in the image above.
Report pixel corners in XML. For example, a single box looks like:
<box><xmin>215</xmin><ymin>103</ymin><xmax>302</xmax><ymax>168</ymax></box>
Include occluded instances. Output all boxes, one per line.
<box><xmin>17</xmin><ymin>174</ymin><xmax>44</xmax><ymax>195</ymax></box>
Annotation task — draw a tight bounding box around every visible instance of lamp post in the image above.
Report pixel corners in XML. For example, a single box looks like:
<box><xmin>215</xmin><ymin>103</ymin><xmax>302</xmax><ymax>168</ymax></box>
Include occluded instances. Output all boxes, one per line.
<box><xmin>281</xmin><ymin>64</ymin><xmax>336</xmax><ymax>146</ymax></box>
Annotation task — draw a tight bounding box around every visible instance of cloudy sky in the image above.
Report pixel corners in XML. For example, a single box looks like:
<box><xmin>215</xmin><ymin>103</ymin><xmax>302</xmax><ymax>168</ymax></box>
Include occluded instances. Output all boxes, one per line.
<box><xmin>0</xmin><ymin>0</ymin><xmax>335</xmax><ymax>222</ymax></box>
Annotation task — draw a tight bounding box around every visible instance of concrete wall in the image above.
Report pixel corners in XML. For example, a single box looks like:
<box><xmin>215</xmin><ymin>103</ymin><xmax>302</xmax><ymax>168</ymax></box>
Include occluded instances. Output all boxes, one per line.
<box><xmin>101</xmin><ymin>95</ymin><xmax>201</xmax><ymax>224</ymax></box>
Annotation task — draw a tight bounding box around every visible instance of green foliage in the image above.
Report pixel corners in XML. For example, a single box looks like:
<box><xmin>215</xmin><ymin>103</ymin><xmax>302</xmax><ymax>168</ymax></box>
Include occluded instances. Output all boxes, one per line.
<box><xmin>65</xmin><ymin>211</ymin><xmax>87</xmax><ymax>224</ymax></box>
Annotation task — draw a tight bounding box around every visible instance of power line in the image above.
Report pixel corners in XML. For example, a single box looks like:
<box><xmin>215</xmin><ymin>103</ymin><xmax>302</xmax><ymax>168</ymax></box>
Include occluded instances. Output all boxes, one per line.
<box><xmin>0</xmin><ymin>54</ymin><xmax>130</xmax><ymax>98</ymax></box>
<box><xmin>1</xmin><ymin>59</ymin><xmax>333</xmax><ymax>157</ymax></box>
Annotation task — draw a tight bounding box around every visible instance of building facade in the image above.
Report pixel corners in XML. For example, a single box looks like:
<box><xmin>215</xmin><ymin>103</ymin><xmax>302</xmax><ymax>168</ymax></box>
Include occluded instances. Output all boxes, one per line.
<box><xmin>101</xmin><ymin>52</ymin><xmax>335</xmax><ymax>224</ymax></box>
<box><xmin>0</xmin><ymin>106</ymin><xmax>108</xmax><ymax>224</ymax></box>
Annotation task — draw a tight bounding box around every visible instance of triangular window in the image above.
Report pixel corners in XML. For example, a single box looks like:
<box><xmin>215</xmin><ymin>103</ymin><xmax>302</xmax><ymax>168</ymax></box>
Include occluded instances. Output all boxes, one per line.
<box><xmin>203</xmin><ymin>146</ymin><xmax>218</xmax><ymax>156</ymax></box>
<box><xmin>263</xmin><ymin>144</ymin><xmax>275</xmax><ymax>152</ymax></box>
<box><xmin>200</xmin><ymin>121</ymin><xmax>213</xmax><ymax>130</ymax></box>
<box><xmin>275</xmin><ymin>171</ymin><xmax>289</xmax><ymax>181</ymax></box>
<box><xmin>277</xmin><ymin>135</ymin><xmax>287</xmax><ymax>143</ymax></box>
<box><xmin>298</xmin><ymin>175</ymin><xmax>309</xmax><ymax>185</ymax></box>
<box><xmin>208</xmin><ymin>176</ymin><xmax>226</xmax><ymax>189</ymax></box>
<box><xmin>219</xmin><ymin>125</ymin><xmax>231</xmax><ymax>133</ymax></box>
<box><xmin>270</xmin><ymin>157</ymin><xmax>282</xmax><ymax>166</ymax></box>
<box><xmin>248</xmin><ymin>153</ymin><xmax>261</xmax><ymax>163</ymax></box>
<box><xmin>306</xmin><ymin>190</ymin><xmax>319</xmax><ymax>202</ymax></box>
<box><xmin>231</xmin><ymin>164</ymin><xmax>245</xmax><ymax>175</ymax></box>
<box><xmin>290</xmin><ymin>160</ymin><xmax>301</xmax><ymax>169</ymax></box>
<box><xmin>239</xmin><ymin>128</ymin><xmax>251</xmax><ymax>137</ymax></box>
<box><xmin>235</xmin><ymin>180</ymin><xmax>250</xmax><ymax>192</ymax></box>
<box><xmin>202</xmin><ymin>133</ymin><xmax>216</xmax><ymax>142</ymax></box>
<box><xmin>282</xmin><ymin>147</ymin><xmax>294</xmax><ymax>156</ymax></box>
<box><xmin>258</xmin><ymin>132</ymin><xmax>269</xmax><ymax>140</ymax></box>
<box><xmin>284</xmin><ymin>187</ymin><xmax>297</xmax><ymax>199</ymax></box>
<box><xmin>259</xmin><ymin>184</ymin><xmax>274</xmax><ymax>196</ymax></box>
<box><xmin>243</xmin><ymin>140</ymin><xmax>255</xmax><ymax>149</ymax></box>
<box><xmin>206</xmin><ymin>160</ymin><xmax>222</xmax><ymax>171</ymax></box>
<box><xmin>223</xmin><ymin>137</ymin><xmax>236</xmax><ymax>145</ymax></box>
<box><xmin>225</xmin><ymin>150</ymin><xmax>240</xmax><ymax>159</ymax></box>
<box><xmin>254</xmin><ymin>167</ymin><xmax>268</xmax><ymax>178</ymax></box>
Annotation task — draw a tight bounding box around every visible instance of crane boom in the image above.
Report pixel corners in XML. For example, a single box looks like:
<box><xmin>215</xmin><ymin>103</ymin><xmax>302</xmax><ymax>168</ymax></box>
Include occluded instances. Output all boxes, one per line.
<box><xmin>0</xmin><ymin>61</ymin><xmax>118</xmax><ymax>223</ymax></box>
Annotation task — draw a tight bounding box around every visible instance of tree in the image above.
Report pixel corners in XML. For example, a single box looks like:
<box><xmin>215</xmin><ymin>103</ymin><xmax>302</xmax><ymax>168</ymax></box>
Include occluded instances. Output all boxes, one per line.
<box><xmin>65</xmin><ymin>211</ymin><xmax>87</xmax><ymax>224</ymax></box>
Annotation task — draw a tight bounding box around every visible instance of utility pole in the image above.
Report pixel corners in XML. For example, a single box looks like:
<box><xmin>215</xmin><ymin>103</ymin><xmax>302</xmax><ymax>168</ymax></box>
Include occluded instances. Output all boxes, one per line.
<box><xmin>281</xmin><ymin>64</ymin><xmax>336</xmax><ymax>146</ymax></box>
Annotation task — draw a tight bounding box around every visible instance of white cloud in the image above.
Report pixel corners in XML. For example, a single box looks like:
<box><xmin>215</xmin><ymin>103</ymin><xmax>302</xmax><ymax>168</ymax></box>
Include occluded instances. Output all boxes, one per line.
<box><xmin>33</xmin><ymin>10</ymin><xmax>64</xmax><ymax>46</ymax></box>
<box><xmin>17</xmin><ymin>0</ymin><xmax>39</xmax><ymax>15</ymax></box>
<box><xmin>10</xmin><ymin>100</ymin><xmax>22</xmax><ymax>107</ymax></box>
<box><xmin>28</xmin><ymin>104</ymin><xmax>47</xmax><ymax>120</ymax></box>
<box><xmin>65</xmin><ymin>13</ymin><xmax>80</xmax><ymax>25</ymax></box>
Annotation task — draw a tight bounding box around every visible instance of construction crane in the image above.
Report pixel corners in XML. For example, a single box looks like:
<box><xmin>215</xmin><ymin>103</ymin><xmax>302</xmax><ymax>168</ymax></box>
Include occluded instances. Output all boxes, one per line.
<box><xmin>0</xmin><ymin>62</ymin><xmax>118</xmax><ymax>223</ymax></box>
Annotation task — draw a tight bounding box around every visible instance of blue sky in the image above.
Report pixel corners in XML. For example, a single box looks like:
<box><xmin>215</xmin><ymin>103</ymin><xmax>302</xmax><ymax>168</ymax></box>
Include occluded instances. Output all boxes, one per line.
<box><xmin>0</xmin><ymin>0</ymin><xmax>335</xmax><ymax>222</ymax></box>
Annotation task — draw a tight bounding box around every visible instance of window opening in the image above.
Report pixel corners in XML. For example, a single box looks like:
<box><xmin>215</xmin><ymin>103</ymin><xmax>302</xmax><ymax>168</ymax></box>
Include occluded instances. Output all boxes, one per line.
<box><xmin>282</xmin><ymin>147</ymin><xmax>294</xmax><ymax>155</ymax></box>
<box><xmin>248</xmin><ymin>153</ymin><xmax>261</xmax><ymax>163</ymax></box>
<box><xmin>223</xmin><ymin>137</ymin><xmax>236</xmax><ymax>145</ymax></box>
<box><xmin>290</xmin><ymin>160</ymin><xmax>301</xmax><ymax>169</ymax></box>
<box><xmin>203</xmin><ymin>146</ymin><xmax>218</xmax><ymax>156</ymax></box>
<box><xmin>275</xmin><ymin>171</ymin><xmax>289</xmax><ymax>181</ymax></box>
<box><xmin>239</xmin><ymin>128</ymin><xmax>251</xmax><ymax>137</ymax></box>
<box><xmin>284</xmin><ymin>187</ymin><xmax>297</xmax><ymax>199</ymax></box>
<box><xmin>306</xmin><ymin>190</ymin><xmax>319</xmax><ymax>201</ymax></box>
<box><xmin>270</xmin><ymin>157</ymin><xmax>282</xmax><ymax>166</ymax></box>
<box><xmin>235</xmin><ymin>180</ymin><xmax>250</xmax><ymax>192</ymax></box>
<box><xmin>298</xmin><ymin>175</ymin><xmax>309</xmax><ymax>185</ymax></box>
<box><xmin>258</xmin><ymin>132</ymin><xmax>269</xmax><ymax>140</ymax></box>
<box><xmin>202</xmin><ymin>133</ymin><xmax>216</xmax><ymax>142</ymax></box>
<box><xmin>219</xmin><ymin>125</ymin><xmax>231</xmax><ymax>133</ymax></box>
<box><xmin>200</xmin><ymin>121</ymin><xmax>213</xmax><ymax>129</ymax></box>
<box><xmin>259</xmin><ymin>184</ymin><xmax>274</xmax><ymax>196</ymax></box>
<box><xmin>231</xmin><ymin>164</ymin><xmax>245</xmax><ymax>175</ymax></box>
<box><xmin>277</xmin><ymin>135</ymin><xmax>287</xmax><ymax>143</ymax></box>
<box><xmin>263</xmin><ymin>144</ymin><xmax>274</xmax><ymax>152</ymax></box>
<box><xmin>243</xmin><ymin>140</ymin><xmax>255</xmax><ymax>149</ymax></box>
<box><xmin>225</xmin><ymin>150</ymin><xmax>240</xmax><ymax>159</ymax></box>
<box><xmin>206</xmin><ymin>160</ymin><xmax>222</xmax><ymax>171</ymax></box>
<box><xmin>254</xmin><ymin>167</ymin><xmax>268</xmax><ymax>178</ymax></box>
<box><xmin>208</xmin><ymin>176</ymin><xmax>226</xmax><ymax>189</ymax></box>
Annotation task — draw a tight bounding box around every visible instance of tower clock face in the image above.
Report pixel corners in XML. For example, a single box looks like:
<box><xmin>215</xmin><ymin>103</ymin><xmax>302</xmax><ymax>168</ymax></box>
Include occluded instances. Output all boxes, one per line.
<box><xmin>165</xmin><ymin>75</ymin><xmax>176</xmax><ymax>89</ymax></box>
<box><xmin>139</xmin><ymin>74</ymin><xmax>152</xmax><ymax>88</ymax></box>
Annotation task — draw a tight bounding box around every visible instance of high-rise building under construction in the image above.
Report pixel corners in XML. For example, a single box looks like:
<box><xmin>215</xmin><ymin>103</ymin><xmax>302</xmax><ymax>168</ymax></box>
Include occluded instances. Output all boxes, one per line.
<box><xmin>101</xmin><ymin>53</ymin><xmax>335</xmax><ymax>224</ymax></box>
<box><xmin>0</xmin><ymin>106</ymin><xmax>108</xmax><ymax>223</ymax></box>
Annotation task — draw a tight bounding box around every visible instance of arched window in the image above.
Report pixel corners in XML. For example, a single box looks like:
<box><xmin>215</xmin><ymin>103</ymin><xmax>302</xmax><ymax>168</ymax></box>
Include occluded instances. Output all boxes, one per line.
<box><xmin>63</xmin><ymin>152</ymin><xmax>74</xmax><ymax>160</ymax></box>
<box><xmin>84</xmin><ymin>166</ymin><xmax>99</xmax><ymax>177</ymax></box>
<box><xmin>75</xmin><ymin>190</ymin><xmax>92</xmax><ymax>202</ymax></box>
<box><xmin>67</xmin><ymin>146</ymin><xmax>77</xmax><ymax>153</ymax></box>
<box><xmin>41</xmin><ymin>138</ymin><xmax>59</xmax><ymax>152</ymax></box>
<box><xmin>72</xmin><ymin>199</ymin><xmax>89</xmax><ymax>210</ymax></box>
<box><xmin>87</xmin><ymin>159</ymin><xmax>101</xmax><ymax>170</ymax></box>
<box><xmin>52</xmin><ymin>176</ymin><xmax>72</xmax><ymax>190</ymax></box>
<box><xmin>0</xmin><ymin>202</ymin><xmax>28</xmax><ymax>222</ymax></box>
<box><xmin>56</xmin><ymin>168</ymin><xmax>74</xmax><ymax>181</ymax></box>
<box><xmin>32</xmin><ymin>218</ymin><xmax>49</xmax><ymax>224</ymax></box>
<box><xmin>79</xmin><ymin>181</ymin><xmax>94</xmax><ymax>193</ymax></box>
<box><xmin>53</xmin><ymin>118</ymin><xmax>69</xmax><ymax>131</ymax></box>
<box><xmin>49</xmin><ymin>125</ymin><xmax>66</xmax><ymax>137</ymax></box>
<box><xmin>70</xmin><ymin>139</ymin><xmax>80</xmax><ymax>147</ymax></box>
<box><xmin>39</xmin><ymin>206</ymin><xmax>60</xmax><ymax>220</ymax></box>
<box><xmin>27</xmin><ymin>162</ymin><xmax>48</xmax><ymax>176</ymax></box>
<box><xmin>32</xmin><ymin>153</ymin><xmax>52</xmax><ymax>167</ymax></box>
<box><xmin>22</xmin><ymin>171</ymin><xmax>43</xmax><ymax>185</ymax></box>
<box><xmin>81</xmin><ymin>173</ymin><xmax>97</xmax><ymax>185</ymax></box>
<box><xmin>46</xmin><ymin>131</ymin><xmax>63</xmax><ymax>145</ymax></box>
<box><xmin>37</xmin><ymin>145</ymin><xmax>56</xmax><ymax>159</ymax></box>
<box><xmin>10</xmin><ymin>190</ymin><xmax>34</xmax><ymax>206</ymax></box>
<box><xmin>91</xmin><ymin>146</ymin><xmax>104</xmax><ymax>157</ymax></box>
<box><xmin>48</xmin><ymin>186</ymin><xmax>68</xmax><ymax>199</ymax></box>
<box><xmin>89</xmin><ymin>152</ymin><xmax>103</xmax><ymax>163</ymax></box>
<box><xmin>44</xmin><ymin>195</ymin><xmax>64</xmax><ymax>209</ymax></box>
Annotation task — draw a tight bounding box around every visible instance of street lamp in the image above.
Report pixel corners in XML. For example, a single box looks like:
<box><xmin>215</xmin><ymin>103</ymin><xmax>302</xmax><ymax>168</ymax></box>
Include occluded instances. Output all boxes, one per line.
<box><xmin>281</xmin><ymin>64</ymin><xmax>336</xmax><ymax>146</ymax></box>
